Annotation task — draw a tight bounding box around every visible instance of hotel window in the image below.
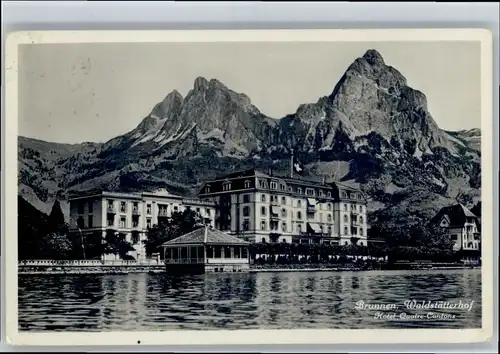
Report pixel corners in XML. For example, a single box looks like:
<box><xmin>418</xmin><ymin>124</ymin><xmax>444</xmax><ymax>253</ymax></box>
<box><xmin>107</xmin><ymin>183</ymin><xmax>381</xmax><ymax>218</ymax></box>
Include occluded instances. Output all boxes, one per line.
<box><xmin>344</xmin><ymin>215</ymin><xmax>348</xmax><ymax>223</ymax></box>
<box><xmin>281</xmin><ymin>208</ymin><xmax>287</xmax><ymax>217</ymax></box>
<box><xmin>261</xmin><ymin>206</ymin><xmax>267</xmax><ymax>216</ymax></box>
<box><xmin>244</xmin><ymin>180</ymin><xmax>251</xmax><ymax>188</ymax></box>
<box><xmin>270</xmin><ymin>181</ymin><xmax>278</xmax><ymax>190</ymax></box>
<box><xmin>107</xmin><ymin>200</ymin><xmax>114</xmax><ymax>210</ymax></box>
<box><xmin>297</xmin><ymin>187</ymin><xmax>302</xmax><ymax>194</ymax></box>
<box><xmin>243</xmin><ymin>194</ymin><xmax>250</xmax><ymax>203</ymax></box>
<box><xmin>261</xmin><ymin>194</ymin><xmax>266</xmax><ymax>202</ymax></box>
<box><xmin>297</xmin><ymin>211</ymin><xmax>302</xmax><ymax>220</ymax></box>
<box><xmin>306</xmin><ymin>188</ymin><xmax>314</xmax><ymax>196</ymax></box>
<box><xmin>174</xmin><ymin>206</ymin><xmax>178</xmax><ymax>212</ymax></box>
<box><xmin>327</xmin><ymin>226</ymin><xmax>332</xmax><ymax>235</ymax></box>
<box><xmin>120</xmin><ymin>202</ymin><xmax>126</xmax><ymax>213</ymax></box>
<box><xmin>360</xmin><ymin>228</ymin><xmax>364</xmax><ymax>236</ymax></box>
<box><xmin>77</xmin><ymin>216</ymin><xmax>84</xmax><ymax>229</ymax></box>
<box><xmin>88</xmin><ymin>201</ymin><xmax>93</xmax><ymax>213</ymax></box>
<box><xmin>318</xmin><ymin>190</ymin><xmax>324</xmax><ymax>197</ymax></box>
<box><xmin>205</xmin><ymin>185</ymin><xmax>211</xmax><ymax>193</ymax></box>
<box><xmin>146</xmin><ymin>204</ymin><xmax>151</xmax><ymax>214</ymax></box>
<box><xmin>120</xmin><ymin>217</ymin><xmax>126</xmax><ymax>228</ymax></box>
<box><xmin>297</xmin><ymin>200</ymin><xmax>302</xmax><ymax>208</ymax></box>
<box><xmin>107</xmin><ymin>216</ymin><xmax>114</xmax><ymax>227</ymax></box>
<box><xmin>344</xmin><ymin>204</ymin><xmax>348</xmax><ymax>211</ymax></box>
<box><xmin>261</xmin><ymin>220</ymin><xmax>267</xmax><ymax>231</ymax></box>
<box><xmin>327</xmin><ymin>203</ymin><xmax>332</xmax><ymax>211</ymax></box>
<box><xmin>282</xmin><ymin>238</ymin><xmax>287</xmax><ymax>243</ymax></box>
<box><xmin>281</xmin><ymin>196</ymin><xmax>286</xmax><ymax>205</ymax></box>
<box><xmin>77</xmin><ymin>202</ymin><xmax>84</xmax><ymax>214</ymax></box>
<box><xmin>243</xmin><ymin>206</ymin><xmax>250</xmax><ymax>217</ymax></box>
<box><xmin>344</xmin><ymin>227</ymin><xmax>348</xmax><ymax>235</ymax></box>
<box><xmin>328</xmin><ymin>214</ymin><xmax>332</xmax><ymax>222</ymax></box>
<box><xmin>271</xmin><ymin>220</ymin><xmax>279</xmax><ymax>231</ymax></box>
<box><xmin>146</xmin><ymin>218</ymin><xmax>152</xmax><ymax>228</ymax></box>
<box><xmin>133</xmin><ymin>202</ymin><xmax>139</xmax><ymax>211</ymax></box>
<box><xmin>206</xmin><ymin>208</ymin><xmax>211</xmax><ymax>216</ymax></box>
<box><xmin>196</xmin><ymin>207</ymin><xmax>201</xmax><ymax>213</ymax></box>
<box><xmin>351</xmin><ymin>204</ymin><xmax>355</xmax><ymax>211</ymax></box>
<box><xmin>223</xmin><ymin>182</ymin><xmax>231</xmax><ymax>191</ymax></box>
<box><xmin>132</xmin><ymin>232</ymin><xmax>140</xmax><ymax>244</ymax></box>
<box><xmin>359</xmin><ymin>206</ymin><xmax>363</xmax><ymax>213</ymax></box>
<box><xmin>273</xmin><ymin>195</ymin><xmax>279</xmax><ymax>203</ymax></box>
<box><xmin>327</xmin><ymin>192</ymin><xmax>332</xmax><ymax>198</ymax></box>
<box><xmin>132</xmin><ymin>218</ymin><xmax>139</xmax><ymax>228</ymax></box>
<box><xmin>243</xmin><ymin>220</ymin><xmax>250</xmax><ymax>231</ymax></box>
<box><xmin>282</xmin><ymin>222</ymin><xmax>287</xmax><ymax>232</ymax></box>
<box><xmin>297</xmin><ymin>224</ymin><xmax>302</xmax><ymax>233</ymax></box>
<box><xmin>360</xmin><ymin>216</ymin><xmax>363</xmax><ymax>223</ymax></box>
<box><xmin>288</xmin><ymin>186</ymin><xmax>293</xmax><ymax>192</ymax></box>
<box><xmin>88</xmin><ymin>215</ymin><xmax>93</xmax><ymax>228</ymax></box>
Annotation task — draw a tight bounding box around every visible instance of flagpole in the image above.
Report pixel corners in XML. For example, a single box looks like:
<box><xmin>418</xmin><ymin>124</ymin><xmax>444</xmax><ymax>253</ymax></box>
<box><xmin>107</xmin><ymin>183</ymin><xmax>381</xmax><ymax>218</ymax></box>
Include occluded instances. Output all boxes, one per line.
<box><xmin>290</xmin><ymin>149</ymin><xmax>294</xmax><ymax>178</ymax></box>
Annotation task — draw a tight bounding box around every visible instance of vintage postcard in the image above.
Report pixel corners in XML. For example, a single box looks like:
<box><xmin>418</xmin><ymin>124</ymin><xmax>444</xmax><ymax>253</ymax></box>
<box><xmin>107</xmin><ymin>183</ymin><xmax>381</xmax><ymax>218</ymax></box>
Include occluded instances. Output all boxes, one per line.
<box><xmin>3</xmin><ymin>29</ymin><xmax>494</xmax><ymax>346</ymax></box>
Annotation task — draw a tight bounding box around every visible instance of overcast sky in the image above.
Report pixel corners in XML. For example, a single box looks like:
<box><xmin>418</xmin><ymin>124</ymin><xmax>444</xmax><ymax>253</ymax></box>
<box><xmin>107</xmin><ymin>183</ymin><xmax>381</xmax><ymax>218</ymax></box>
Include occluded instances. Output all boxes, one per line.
<box><xmin>18</xmin><ymin>41</ymin><xmax>481</xmax><ymax>144</ymax></box>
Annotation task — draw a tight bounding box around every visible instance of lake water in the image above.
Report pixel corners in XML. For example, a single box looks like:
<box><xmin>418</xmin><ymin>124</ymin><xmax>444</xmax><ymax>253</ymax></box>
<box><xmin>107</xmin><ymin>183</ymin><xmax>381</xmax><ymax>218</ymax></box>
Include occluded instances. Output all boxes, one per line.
<box><xmin>18</xmin><ymin>268</ymin><xmax>481</xmax><ymax>331</ymax></box>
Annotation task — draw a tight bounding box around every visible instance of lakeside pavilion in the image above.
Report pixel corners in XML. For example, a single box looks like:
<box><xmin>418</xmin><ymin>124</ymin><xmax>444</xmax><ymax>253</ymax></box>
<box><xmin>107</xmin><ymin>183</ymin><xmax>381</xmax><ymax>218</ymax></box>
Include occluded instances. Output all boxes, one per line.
<box><xmin>162</xmin><ymin>226</ymin><xmax>250</xmax><ymax>274</ymax></box>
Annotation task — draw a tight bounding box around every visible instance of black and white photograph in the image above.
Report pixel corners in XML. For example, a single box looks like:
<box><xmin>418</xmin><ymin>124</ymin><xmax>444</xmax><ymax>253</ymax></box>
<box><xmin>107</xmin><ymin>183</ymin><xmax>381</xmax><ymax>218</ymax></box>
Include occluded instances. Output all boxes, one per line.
<box><xmin>4</xmin><ymin>29</ymin><xmax>494</xmax><ymax>345</ymax></box>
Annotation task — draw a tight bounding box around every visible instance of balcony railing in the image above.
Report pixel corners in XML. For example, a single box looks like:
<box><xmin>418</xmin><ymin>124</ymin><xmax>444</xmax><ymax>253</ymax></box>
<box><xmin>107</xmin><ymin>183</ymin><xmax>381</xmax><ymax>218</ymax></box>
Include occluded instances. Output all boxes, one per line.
<box><xmin>158</xmin><ymin>210</ymin><xmax>169</xmax><ymax>217</ymax></box>
<box><xmin>165</xmin><ymin>258</ymin><xmax>204</xmax><ymax>264</ymax></box>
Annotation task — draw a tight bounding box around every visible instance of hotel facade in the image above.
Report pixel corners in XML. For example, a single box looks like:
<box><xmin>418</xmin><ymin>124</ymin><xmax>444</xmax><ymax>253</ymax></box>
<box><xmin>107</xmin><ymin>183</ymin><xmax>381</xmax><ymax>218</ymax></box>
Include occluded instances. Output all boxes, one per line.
<box><xmin>197</xmin><ymin>169</ymin><xmax>369</xmax><ymax>246</ymax></box>
<box><xmin>68</xmin><ymin>190</ymin><xmax>216</xmax><ymax>261</ymax></box>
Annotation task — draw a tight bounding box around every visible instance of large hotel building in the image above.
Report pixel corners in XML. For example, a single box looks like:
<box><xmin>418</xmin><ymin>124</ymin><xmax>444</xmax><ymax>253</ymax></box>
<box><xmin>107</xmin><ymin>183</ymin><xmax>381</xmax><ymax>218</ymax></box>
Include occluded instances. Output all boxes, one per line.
<box><xmin>68</xmin><ymin>169</ymin><xmax>369</xmax><ymax>260</ymax></box>
<box><xmin>197</xmin><ymin>169</ymin><xmax>368</xmax><ymax>246</ymax></box>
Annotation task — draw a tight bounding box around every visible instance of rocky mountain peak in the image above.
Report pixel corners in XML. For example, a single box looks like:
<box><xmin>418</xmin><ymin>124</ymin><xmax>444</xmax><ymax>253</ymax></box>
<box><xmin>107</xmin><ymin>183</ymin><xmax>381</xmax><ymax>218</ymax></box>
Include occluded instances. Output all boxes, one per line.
<box><xmin>150</xmin><ymin>89</ymin><xmax>184</xmax><ymax>119</ymax></box>
<box><xmin>362</xmin><ymin>49</ymin><xmax>385</xmax><ymax>66</ymax></box>
<box><xmin>194</xmin><ymin>76</ymin><xmax>209</xmax><ymax>90</ymax></box>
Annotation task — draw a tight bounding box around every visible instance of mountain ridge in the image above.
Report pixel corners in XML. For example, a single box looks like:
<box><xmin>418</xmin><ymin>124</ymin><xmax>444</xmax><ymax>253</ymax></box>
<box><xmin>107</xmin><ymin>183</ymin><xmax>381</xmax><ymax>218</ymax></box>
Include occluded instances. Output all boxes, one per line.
<box><xmin>18</xmin><ymin>49</ymin><xmax>481</xmax><ymax>223</ymax></box>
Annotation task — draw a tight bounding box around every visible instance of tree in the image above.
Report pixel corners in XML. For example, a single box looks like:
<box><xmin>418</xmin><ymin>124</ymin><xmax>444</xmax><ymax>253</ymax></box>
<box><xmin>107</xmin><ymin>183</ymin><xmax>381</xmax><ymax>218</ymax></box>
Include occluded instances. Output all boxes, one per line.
<box><xmin>40</xmin><ymin>232</ymin><xmax>73</xmax><ymax>260</ymax></box>
<box><xmin>143</xmin><ymin>208</ymin><xmax>205</xmax><ymax>258</ymax></box>
<box><xmin>102</xmin><ymin>230</ymin><xmax>136</xmax><ymax>259</ymax></box>
<box><xmin>471</xmin><ymin>201</ymin><xmax>481</xmax><ymax>217</ymax></box>
<box><xmin>48</xmin><ymin>200</ymin><xmax>68</xmax><ymax>234</ymax></box>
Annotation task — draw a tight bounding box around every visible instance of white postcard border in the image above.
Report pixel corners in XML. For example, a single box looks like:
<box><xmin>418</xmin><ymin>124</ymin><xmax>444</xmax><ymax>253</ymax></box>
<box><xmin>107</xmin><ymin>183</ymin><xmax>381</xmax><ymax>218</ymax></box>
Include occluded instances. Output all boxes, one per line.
<box><xmin>4</xmin><ymin>28</ymin><xmax>494</xmax><ymax>346</ymax></box>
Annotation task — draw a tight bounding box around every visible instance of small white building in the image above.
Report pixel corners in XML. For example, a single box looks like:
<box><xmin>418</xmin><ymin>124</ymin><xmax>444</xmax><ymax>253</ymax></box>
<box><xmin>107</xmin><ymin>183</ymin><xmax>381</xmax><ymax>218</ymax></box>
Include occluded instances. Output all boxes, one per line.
<box><xmin>432</xmin><ymin>203</ymin><xmax>481</xmax><ymax>263</ymax></box>
<box><xmin>162</xmin><ymin>226</ymin><xmax>250</xmax><ymax>273</ymax></box>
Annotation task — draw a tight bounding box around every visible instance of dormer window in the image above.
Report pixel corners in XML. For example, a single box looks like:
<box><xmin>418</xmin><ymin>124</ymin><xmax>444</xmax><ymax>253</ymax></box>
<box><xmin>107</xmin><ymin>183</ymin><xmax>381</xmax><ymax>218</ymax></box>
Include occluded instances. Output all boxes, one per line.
<box><xmin>205</xmin><ymin>184</ymin><xmax>211</xmax><ymax>193</ymax></box>
<box><xmin>270</xmin><ymin>181</ymin><xmax>278</xmax><ymax>190</ymax></box>
<box><xmin>280</xmin><ymin>184</ymin><xmax>286</xmax><ymax>191</ymax></box>
<box><xmin>327</xmin><ymin>192</ymin><xmax>332</xmax><ymax>198</ymax></box>
<box><xmin>342</xmin><ymin>192</ymin><xmax>348</xmax><ymax>198</ymax></box>
<box><xmin>288</xmin><ymin>186</ymin><xmax>293</xmax><ymax>192</ymax></box>
<box><xmin>223</xmin><ymin>182</ymin><xmax>232</xmax><ymax>191</ymax></box>
<box><xmin>358</xmin><ymin>194</ymin><xmax>362</xmax><ymax>200</ymax></box>
<box><xmin>297</xmin><ymin>187</ymin><xmax>303</xmax><ymax>194</ymax></box>
<box><xmin>244</xmin><ymin>180</ymin><xmax>251</xmax><ymax>189</ymax></box>
<box><xmin>306</xmin><ymin>188</ymin><xmax>314</xmax><ymax>196</ymax></box>
<box><xmin>351</xmin><ymin>193</ymin><xmax>356</xmax><ymax>199</ymax></box>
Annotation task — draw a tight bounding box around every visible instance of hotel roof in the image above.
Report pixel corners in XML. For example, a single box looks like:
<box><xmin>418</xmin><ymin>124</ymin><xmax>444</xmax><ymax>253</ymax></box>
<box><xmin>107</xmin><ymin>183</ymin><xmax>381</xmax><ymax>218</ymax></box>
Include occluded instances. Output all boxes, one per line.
<box><xmin>432</xmin><ymin>203</ymin><xmax>479</xmax><ymax>227</ymax></box>
<box><xmin>161</xmin><ymin>227</ymin><xmax>250</xmax><ymax>247</ymax></box>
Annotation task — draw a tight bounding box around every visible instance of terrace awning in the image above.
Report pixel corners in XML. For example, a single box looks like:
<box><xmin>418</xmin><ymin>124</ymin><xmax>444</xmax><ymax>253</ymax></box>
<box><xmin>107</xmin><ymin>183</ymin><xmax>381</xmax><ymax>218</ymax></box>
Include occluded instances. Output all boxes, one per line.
<box><xmin>307</xmin><ymin>198</ymin><xmax>317</xmax><ymax>206</ymax></box>
<box><xmin>307</xmin><ymin>222</ymin><xmax>322</xmax><ymax>233</ymax></box>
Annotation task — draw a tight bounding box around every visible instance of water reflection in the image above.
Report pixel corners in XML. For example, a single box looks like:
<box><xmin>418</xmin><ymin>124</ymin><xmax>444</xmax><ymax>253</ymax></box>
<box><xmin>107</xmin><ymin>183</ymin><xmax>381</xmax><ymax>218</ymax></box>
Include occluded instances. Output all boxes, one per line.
<box><xmin>18</xmin><ymin>269</ymin><xmax>481</xmax><ymax>332</ymax></box>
